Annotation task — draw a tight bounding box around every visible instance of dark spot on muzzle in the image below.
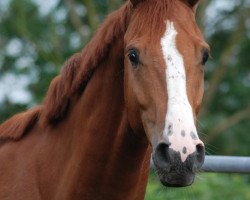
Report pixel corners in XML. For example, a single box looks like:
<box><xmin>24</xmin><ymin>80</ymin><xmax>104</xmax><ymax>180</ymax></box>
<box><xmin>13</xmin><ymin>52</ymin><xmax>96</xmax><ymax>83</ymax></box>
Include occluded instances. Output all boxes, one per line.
<box><xmin>182</xmin><ymin>147</ymin><xmax>187</xmax><ymax>154</ymax></box>
<box><xmin>190</xmin><ymin>131</ymin><xmax>198</xmax><ymax>140</ymax></box>
<box><xmin>167</xmin><ymin>123</ymin><xmax>173</xmax><ymax>136</ymax></box>
<box><xmin>181</xmin><ymin>130</ymin><xmax>186</xmax><ymax>137</ymax></box>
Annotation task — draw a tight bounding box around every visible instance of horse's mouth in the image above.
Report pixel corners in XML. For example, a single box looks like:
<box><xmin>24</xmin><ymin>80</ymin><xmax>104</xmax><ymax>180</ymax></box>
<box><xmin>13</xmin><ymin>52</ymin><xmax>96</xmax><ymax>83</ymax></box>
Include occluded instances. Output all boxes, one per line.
<box><xmin>152</xmin><ymin>142</ymin><xmax>204</xmax><ymax>187</ymax></box>
<box><xmin>157</xmin><ymin>170</ymin><xmax>195</xmax><ymax>187</ymax></box>
<box><xmin>152</xmin><ymin>151</ymin><xmax>197</xmax><ymax>187</ymax></box>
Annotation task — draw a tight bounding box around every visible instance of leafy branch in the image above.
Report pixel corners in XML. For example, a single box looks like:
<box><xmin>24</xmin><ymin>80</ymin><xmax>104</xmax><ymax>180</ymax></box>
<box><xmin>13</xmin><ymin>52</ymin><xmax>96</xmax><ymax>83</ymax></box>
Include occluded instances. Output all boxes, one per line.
<box><xmin>64</xmin><ymin>0</ymin><xmax>88</xmax><ymax>41</ymax></box>
<box><xmin>206</xmin><ymin>105</ymin><xmax>250</xmax><ymax>142</ymax></box>
<box><xmin>200</xmin><ymin>7</ymin><xmax>250</xmax><ymax>117</ymax></box>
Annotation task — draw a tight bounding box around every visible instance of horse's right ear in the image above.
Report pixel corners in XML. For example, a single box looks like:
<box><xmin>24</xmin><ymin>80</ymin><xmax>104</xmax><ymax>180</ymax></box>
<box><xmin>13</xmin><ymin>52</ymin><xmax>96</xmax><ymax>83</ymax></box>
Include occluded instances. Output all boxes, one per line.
<box><xmin>130</xmin><ymin>0</ymin><xmax>144</xmax><ymax>7</ymax></box>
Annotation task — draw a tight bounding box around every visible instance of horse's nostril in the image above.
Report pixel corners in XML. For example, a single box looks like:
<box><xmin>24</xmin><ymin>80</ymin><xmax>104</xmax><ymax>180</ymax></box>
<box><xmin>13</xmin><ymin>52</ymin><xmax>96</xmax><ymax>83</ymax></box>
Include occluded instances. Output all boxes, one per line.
<box><xmin>196</xmin><ymin>144</ymin><xmax>204</xmax><ymax>155</ymax></box>
<box><xmin>157</xmin><ymin>143</ymin><xmax>170</xmax><ymax>160</ymax></box>
<box><xmin>154</xmin><ymin>143</ymin><xmax>171</xmax><ymax>170</ymax></box>
<box><xmin>196</xmin><ymin>144</ymin><xmax>205</xmax><ymax>165</ymax></box>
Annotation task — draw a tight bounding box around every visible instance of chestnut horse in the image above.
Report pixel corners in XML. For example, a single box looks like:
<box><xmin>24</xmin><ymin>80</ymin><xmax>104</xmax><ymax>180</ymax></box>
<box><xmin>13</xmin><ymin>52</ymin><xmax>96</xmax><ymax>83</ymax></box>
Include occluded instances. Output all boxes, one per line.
<box><xmin>0</xmin><ymin>0</ymin><xmax>210</xmax><ymax>199</ymax></box>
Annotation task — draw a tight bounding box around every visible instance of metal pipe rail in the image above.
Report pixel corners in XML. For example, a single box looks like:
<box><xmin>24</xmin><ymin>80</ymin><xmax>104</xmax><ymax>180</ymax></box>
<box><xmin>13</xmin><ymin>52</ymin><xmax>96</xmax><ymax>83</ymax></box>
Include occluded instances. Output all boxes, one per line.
<box><xmin>202</xmin><ymin>156</ymin><xmax>250</xmax><ymax>174</ymax></box>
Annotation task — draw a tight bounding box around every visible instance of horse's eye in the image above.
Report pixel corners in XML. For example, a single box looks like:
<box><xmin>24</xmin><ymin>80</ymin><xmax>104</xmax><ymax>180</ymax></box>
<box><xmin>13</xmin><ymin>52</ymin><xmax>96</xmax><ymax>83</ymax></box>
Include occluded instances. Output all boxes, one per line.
<box><xmin>202</xmin><ymin>49</ymin><xmax>209</xmax><ymax>65</ymax></box>
<box><xmin>128</xmin><ymin>49</ymin><xmax>139</xmax><ymax>66</ymax></box>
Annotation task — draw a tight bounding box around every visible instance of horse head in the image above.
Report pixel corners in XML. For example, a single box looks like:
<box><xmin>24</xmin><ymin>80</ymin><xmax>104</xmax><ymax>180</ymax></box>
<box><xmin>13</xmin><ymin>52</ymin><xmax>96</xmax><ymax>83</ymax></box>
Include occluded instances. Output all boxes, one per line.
<box><xmin>124</xmin><ymin>0</ymin><xmax>209</xmax><ymax>187</ymax></box>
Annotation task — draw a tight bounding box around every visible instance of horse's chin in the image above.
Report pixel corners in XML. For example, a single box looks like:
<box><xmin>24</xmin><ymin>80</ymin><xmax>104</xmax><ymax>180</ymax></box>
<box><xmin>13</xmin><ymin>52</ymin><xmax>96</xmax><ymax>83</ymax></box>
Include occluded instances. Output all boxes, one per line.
<box><xmin>155</xmin><ymin>166</ymin><xmax>195</xmax><ymax>187</ymax></box>
<box><xmin>159</xmin><ymin>175</ymin><xmax>195</xmax><ymax>188</ymax></box>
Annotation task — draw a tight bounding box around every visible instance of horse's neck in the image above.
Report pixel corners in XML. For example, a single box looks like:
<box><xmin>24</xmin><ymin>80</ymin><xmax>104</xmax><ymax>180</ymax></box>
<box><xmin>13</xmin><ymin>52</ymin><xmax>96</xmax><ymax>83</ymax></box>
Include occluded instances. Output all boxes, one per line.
<box><xmin>55</xmin><ymin>39</ymin><xmax>151</xmax><ymax>199</ymax></box>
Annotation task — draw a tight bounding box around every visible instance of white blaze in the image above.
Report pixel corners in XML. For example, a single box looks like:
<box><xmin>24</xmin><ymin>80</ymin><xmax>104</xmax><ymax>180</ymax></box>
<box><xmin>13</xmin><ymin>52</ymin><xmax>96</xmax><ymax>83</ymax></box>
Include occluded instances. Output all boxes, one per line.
<box><xmin>161</xmin><ymin>21</ymin><xmax>201</xmax><ymax>162</ymax></box>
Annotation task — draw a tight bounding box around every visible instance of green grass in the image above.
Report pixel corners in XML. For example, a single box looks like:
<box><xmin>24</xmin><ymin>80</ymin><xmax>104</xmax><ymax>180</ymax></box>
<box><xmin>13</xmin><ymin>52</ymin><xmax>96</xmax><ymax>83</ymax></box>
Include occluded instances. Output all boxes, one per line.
<box><xmin>145</xmin><ymin>171</ymin><xmax>250</xmax><ymax>200</ymax></box>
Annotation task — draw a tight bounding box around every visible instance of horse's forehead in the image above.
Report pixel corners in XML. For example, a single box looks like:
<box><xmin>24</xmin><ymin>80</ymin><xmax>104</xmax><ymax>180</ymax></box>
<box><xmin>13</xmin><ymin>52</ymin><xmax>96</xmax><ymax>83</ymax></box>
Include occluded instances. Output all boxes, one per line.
<box><xmin>127</xmin><ymin>9</ymin><xmax>198</xmax><ymax>41</ymax></box>
<box><xmin>126</xmin><ymin>20</ymin><xmax>198</xmax><ymax>49</ymax></box>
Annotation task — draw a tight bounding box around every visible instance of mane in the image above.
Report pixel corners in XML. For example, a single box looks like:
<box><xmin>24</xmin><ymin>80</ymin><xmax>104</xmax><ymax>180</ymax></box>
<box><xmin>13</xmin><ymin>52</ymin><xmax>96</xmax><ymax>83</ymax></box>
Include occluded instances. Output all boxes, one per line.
<box><xmin>0</xmin><ymin>2</ymin><xmax>131</xmax><ymax>141</ymax></box>
<box><xmin>0</xmin><ymin>106</ymin><xmax>42</xmax><ymax>141</ymax></box>
<box><xmin>40</xmin><ymin>2</ymin><xmax>131</xmax><ymax>125</ymax></box>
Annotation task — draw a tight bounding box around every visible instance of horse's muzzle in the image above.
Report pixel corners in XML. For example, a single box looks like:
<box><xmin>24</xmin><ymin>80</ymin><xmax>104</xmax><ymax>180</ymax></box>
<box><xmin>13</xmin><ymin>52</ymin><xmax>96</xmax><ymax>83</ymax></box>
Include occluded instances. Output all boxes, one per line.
<box><xmin>152</xmin><ymin>142</ymin><xmax>205</xmax><ymax>187</ymax></box>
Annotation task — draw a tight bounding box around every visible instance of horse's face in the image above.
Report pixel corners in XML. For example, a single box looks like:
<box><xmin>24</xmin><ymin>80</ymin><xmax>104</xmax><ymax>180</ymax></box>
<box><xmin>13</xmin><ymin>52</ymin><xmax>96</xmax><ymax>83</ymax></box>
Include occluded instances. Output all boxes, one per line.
<box><xmin>124</xmin><ymin>0</ymin><xmax>209</xmax><ymax>187</ymax></box>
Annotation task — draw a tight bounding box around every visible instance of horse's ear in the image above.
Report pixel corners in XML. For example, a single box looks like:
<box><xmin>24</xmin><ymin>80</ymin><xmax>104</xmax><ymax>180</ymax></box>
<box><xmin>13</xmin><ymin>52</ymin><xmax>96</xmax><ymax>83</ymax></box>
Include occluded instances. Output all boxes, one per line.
<box><xmin>181</xmin><ymin>0</ymin><xmax>201</xmax><ymax>11</ymax></box>
<box><xmin>130</xmin><ymin>0</ymin><xmax>144</xmax><ymax>7</ymax></box>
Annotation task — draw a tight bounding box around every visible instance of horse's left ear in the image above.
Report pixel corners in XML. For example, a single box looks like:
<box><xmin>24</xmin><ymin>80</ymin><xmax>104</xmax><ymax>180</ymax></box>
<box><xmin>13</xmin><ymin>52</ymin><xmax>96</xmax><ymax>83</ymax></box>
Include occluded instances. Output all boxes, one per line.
<box><xmin>181</xmin><ymin>0</ymin><xmax>201</xmax><ymax>11</ymax></box>
<box><xmin>130</xmin><ymin>0</ymin><xmax>144</xmax><ymax>7</ymax></box>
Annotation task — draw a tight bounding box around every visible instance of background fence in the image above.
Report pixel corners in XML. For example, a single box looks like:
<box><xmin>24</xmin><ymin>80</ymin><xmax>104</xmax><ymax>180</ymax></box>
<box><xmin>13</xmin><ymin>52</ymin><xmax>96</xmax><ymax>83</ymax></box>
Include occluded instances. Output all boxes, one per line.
<box><xmin>202</xmin><ymin>156</ymin><xmax>250</xmax><ymax>174</ymax></box>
